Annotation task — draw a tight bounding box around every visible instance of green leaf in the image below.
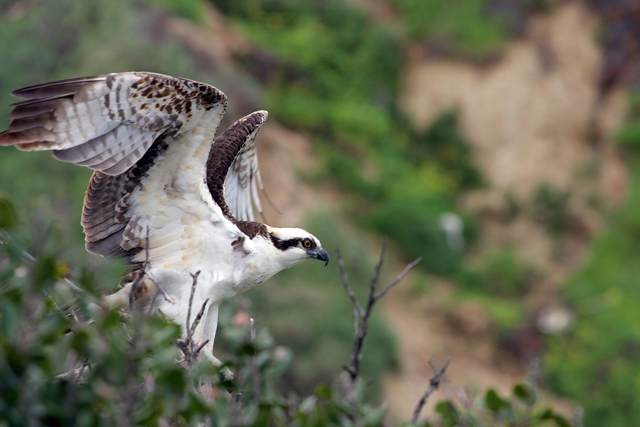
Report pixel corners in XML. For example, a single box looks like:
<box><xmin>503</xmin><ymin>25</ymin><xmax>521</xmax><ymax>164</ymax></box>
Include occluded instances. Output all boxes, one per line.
<box><xmin>514</xmin><ymin>382</ymin><xmax>536</xmax><ymax>406</ymax></box>
<box><xmin>435</xmin><ymin>401</ymin><xmax>458</xmax><ymax>427</ymax></box>
<box><xmin>0</xmin><ymin>198</ymin><xmax>18</xmax><ymax>230</ymax></box>
<box><xmin>362</xmin><ymin>404</ymin><xmax>387</xmax><ymax>426</ymax></box>
<box><xmin>315</xmin><ymin>382</ymin><xmax>332</xmax><ymax>400</ymax></box>
<box><xmin>485</xmin><ymin>389</ymin><xmax>505</xmax><ymax>411</ymax></box>
<box><xmin>540</xmin><ymin>409</ymin><xmax>571</xmax><ymax>427</ymax></box>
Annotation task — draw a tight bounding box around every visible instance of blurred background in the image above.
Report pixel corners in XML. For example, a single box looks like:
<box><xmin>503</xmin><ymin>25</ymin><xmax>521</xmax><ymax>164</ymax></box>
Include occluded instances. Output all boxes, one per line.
<box><xmin>1</xmin><ymin>0</ymin><xmax>640</xmax><ymax>425</ymax></box>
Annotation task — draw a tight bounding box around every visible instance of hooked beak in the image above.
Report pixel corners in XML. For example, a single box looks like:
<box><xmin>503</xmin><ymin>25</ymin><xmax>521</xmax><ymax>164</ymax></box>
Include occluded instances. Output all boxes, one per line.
<box><xmin>309</xmin><ymin>248</ymin><xmax>330</xmax><ymax>266</ymax></box>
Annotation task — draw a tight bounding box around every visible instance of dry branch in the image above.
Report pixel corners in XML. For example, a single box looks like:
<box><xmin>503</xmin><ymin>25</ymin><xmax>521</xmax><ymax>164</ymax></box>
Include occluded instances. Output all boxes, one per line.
<box><xmin>176</xmin><ymin>270</ymin><xmax>210</xmax><ymax>368</ymax></box>
<box><xmin>412</xmin><ymin>357</ymin><xmax>452</xmax><ymax>423</ymax></box>
<box><xmin>337</xmin><ymin>238</ymin><xmax>422</xmax><ymax>383</ymax></box>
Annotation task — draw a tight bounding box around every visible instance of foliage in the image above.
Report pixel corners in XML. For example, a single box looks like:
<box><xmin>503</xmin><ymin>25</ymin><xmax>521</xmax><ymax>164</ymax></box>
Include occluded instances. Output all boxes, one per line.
<box><xmin>215</xmin><ymin>0</ymin><xmax>484</xmax><ymax>275</ymax></box>
<box><xmin>0</xmin><ymin>203</ymin><xmax>573</xmax><ymax>426</ymax></box>
<box><xmin>458</xmin><ymin>247</ymin><xmax>533</xmax><ymax>297</ymax></box>
<box><xmin>545</xmin><ymin>176</ymin><xmax>640</xmax><ymax>426</ymax></box>
<box><xmin>422</xmin><ymin>383</ymin><xmax>571</xmax><ymax>427</ymax></box>
<box><xmin>407</xmin><ymin>111</ymin><xmax>484</xmax><ymax>192</ymax></box>
<box><xmin>146</xmin><ymin>0</ymin><xmax>206</xmax><ymax>22</ymax></box>
<box><xmin>389</xmin><ymin>0</ymin><xmax>510</xmax><ymax>56</ymax></box>
<box><xmin>544</xmin><ymin>92</ymin><xmax>640</xmax><ymax>427</ymax></box>
<box><xmin>615</xmin><ymin>90</ymin><xmax>640</xmax><ymax>156</ymax></box>
<box><xmin>531</xmin><ymin>184</ymin><xmax>571</xmax><ymax>236</ymax></box>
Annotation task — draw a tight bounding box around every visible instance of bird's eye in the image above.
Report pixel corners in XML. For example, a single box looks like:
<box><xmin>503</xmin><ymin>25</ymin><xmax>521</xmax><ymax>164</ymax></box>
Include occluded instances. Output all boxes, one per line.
<box><xmin>302</xmin><ymin>238</ymin><xmax>313</xmax><ymax>248</ymax></box>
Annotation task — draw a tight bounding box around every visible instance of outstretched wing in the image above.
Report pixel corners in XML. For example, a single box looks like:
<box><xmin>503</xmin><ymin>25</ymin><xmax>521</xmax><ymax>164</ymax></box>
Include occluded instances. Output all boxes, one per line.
<box><xmin>222</xmin><ymin>111</ymin><xmax>267</xmax><ymax>222</ymax></box>
<box><xmin>0</xmin><ymin>72</ymin><xmax>227</xmax><ymax>175</ymax></box>
<box><xmin>207</xmin><ymin>110</ymin><xmax>268</xmax><ymax>224</ymax></box>
<box><xmin>0</xmin><ymin>72</ymin><xmax>230</xmax><ymax>259</ymax></box>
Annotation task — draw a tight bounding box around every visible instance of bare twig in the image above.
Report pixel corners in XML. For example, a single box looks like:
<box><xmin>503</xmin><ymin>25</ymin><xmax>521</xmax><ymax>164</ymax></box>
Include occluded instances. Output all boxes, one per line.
<box><xmin>56</xmin><ymin>359</ymin><xmax>91</xmax><ymax>383</ymax></box>
<box><xmin>177</xmin><ymin>270</ymin><xmax>212</xmax><ymax>368</ymax></box>
<box><xmin>337</xmin><ymin>238</ymin><xmax>421</xmax><ymax>383</ymax></box>
<box><xmin>374</xmin><ymin>256</ymin><xmax>422</xmax><ymax>301</ymax></box>
<box><xmin>186</xmin><ymin>270</ymin><xmax>202</xmax><ymax>338</ymax></box>
<box><xmin>336</xmin><ymin>249</ymin><xmax>364</xmax><ymax>318</ymax></box>
<box><xmin>147</xmin><ymin>276</ymin><xmax>174</xmax><ymax>315</ymax></box>
<box><xmin>194</xmin><ymin>339</ymin><xmax>211</xmax><ymax>355</ymax></box>
<box><xmin>412</xmin><ymin>357</ymin><xmax>452</xmax><ymax>423</ymax></box>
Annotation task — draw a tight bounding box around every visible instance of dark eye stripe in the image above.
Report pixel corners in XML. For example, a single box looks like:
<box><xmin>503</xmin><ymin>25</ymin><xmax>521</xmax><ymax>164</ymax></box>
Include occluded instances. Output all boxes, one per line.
<box><xmin>269</xmin><ymin>234</ymin><xmax>302</xmax><ymax>251</ymax></box>
<box><xmin>268</xmin><ymin>234</ymin><xmax>316</xmax><ymax>251</ymax></box>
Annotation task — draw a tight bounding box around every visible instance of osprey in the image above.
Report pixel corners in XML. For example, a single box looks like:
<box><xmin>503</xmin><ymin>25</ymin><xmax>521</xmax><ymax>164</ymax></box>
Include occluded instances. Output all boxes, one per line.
<box><xmin>0</xmin><ymin>72</ymin><xmax>329</xmax><ymax>365</ymax></box>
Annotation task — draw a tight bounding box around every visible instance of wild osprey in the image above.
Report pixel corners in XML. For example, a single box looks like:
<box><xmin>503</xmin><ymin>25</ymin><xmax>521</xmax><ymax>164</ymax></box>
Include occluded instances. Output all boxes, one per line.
<box><xmin>0</xmin><ymin>72</ymin><xmax>329</xmax><ymax>364</ymax></box>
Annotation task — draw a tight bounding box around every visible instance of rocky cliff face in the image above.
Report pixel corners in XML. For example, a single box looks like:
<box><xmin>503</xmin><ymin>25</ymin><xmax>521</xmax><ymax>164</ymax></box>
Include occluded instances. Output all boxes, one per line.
<box><xmin>385</xmin><ymin>2</ymin><xmax>630</xmax><ymax>420</ymax></box>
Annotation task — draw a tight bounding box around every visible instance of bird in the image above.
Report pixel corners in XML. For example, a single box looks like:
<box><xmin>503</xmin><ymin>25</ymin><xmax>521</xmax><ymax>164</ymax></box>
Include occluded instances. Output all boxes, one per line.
<box><xmin>0</xmin><ymin>71</ymin><xmax>329</xmax><ymax>366</ymax></box>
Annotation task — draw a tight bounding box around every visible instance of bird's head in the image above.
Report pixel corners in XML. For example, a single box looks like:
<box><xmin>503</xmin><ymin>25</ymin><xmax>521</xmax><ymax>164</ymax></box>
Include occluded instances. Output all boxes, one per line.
<box><xmin>267</xmin><ymin>227</ymin><xmax>329</xmax><ymax>268</ymax></box>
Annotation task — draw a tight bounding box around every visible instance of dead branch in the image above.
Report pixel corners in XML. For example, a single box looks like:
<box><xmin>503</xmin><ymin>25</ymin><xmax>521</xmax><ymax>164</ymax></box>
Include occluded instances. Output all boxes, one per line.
<box><xmin>411</xmin><ymin>357</ymin><xmax>452</xmax><ymax>424</ymax></box>
<box><xmin>176</xmin><ymin>270</ymin><xmax>210</xmax><ymax>368</ymax></box>
<box><xmin>337</xmin><ymin>238</ymin><xmax>421</xmax><ymax>383</ymax></box>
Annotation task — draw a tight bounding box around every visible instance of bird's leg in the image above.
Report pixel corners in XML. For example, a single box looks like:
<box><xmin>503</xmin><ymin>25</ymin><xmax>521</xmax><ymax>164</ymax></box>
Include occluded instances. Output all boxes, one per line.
<box><xmin>196</xmin><ymin>303</ymin><xmax>234</xmax><ymax>382</ymax></box>
<box><xmin>201</xmin><ymin>346</ymin><xmax>234</xmax><ymax>382</ymax></box>
<box><xmin>102</xmin><ymin>283</ymin><xmax>132</xmax><ymax>309</ymax></box>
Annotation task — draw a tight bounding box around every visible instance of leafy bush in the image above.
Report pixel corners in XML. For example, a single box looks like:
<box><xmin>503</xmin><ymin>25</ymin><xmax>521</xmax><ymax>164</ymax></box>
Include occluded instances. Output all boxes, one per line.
<box><xmin>545</xmin><ymin>91</ymin><xmax>640</xmax><ymax>426</ymax></box>
<box><xmin>616</xmin><ymin>91</ymin><xmax>640</xmax><ymax>156</ymax></box>
<box><xmin>531</xmin><ymin>183</ymin><xmax>571</xmax><ymax>236</ymax></box>
<box><xmin>458</xmin><ymin>247</ymin><xmax>533</xmax><ymax>297</ymax></box>
<box><xmin>407</xmin><ymin>111</ymin><xmax>484</xmax><ymax>192</ymax></box>
<box><xmin>365</xmin><ymin>197</ymin><xmax>462</xmax><ymax>275</ymax></box>
<box><xmin>215</xmin><ymin>0</ymin><xmax>485</xmax><ymax>274</ymax></box>
<box><xmin>546</xmin><ymin>216</ymin><xmax>640</xmax><ymax>426</ymax></box>
<box><xmin>429</xmin><ymin>383</ymin><xmax>571</xmax><ymax>427</ymax></box>
<box><xmin>146</xmin><ymin>0</ymin><xmax>206</xmax><ymax>22</ymax></box>
<box><xmin>389</xmin><ymin>0</ymin><xmax>510</xmax><ymax>56</ymax></box>
<box><xmin>0</xmin><ymin>198</ymin><xmax>573</xmax><ymax>426</ymax></box>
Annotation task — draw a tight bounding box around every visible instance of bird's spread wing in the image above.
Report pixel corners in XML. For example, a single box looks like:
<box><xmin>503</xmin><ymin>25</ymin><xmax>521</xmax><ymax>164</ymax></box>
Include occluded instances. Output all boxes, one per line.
<box><xmin>213</xmin><ymin>111</ymin><xmax>267</xmax><ymax>222</ymax></box>
<box><xmin>0</xmin><ymin>72</ymin><xmax>227</xmax><ymax>175</ymax></box>
<box><xmin>0</xmin><ymin>72</ymin><xmax>232</xmax><ymax>260</ymax></box>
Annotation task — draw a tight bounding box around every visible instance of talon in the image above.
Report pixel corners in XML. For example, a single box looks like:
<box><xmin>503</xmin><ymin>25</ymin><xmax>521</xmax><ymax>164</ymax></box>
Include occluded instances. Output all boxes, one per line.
<box><xmin>202</xmin><ymin>346</ymin><xmax>234</xmax><ymax>381</ymax></box>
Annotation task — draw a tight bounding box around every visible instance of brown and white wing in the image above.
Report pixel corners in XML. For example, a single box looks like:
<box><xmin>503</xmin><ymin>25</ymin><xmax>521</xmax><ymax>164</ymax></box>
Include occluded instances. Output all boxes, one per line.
<box><xmin>220</xmin><ymin>111</ymin><xmax>268</xmax><ymax>222</ymax></box>
<box><xmin>0</xmin><ymin>72</ymin><xmax>227</xmax><ymax>175</ymax></box>
<box><xmin>0</xmin><ymin>72</ymin><xmax>229</xmax><ymax>259</ymax></box>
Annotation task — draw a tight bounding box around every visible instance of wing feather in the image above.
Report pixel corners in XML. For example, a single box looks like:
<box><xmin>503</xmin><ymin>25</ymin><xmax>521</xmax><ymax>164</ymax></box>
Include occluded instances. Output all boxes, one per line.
<box><xmin>207</xmin><ymin>111</ymin><xmax>267</xmax><ymax>223</ymax></box>
<box><xmin>1</xmin><ymin>72</ymin><xmax>228</xmax><ymax>259</ymax></box>
<box><xmin>1</xmin><ymin>72</ymin><xmax>267</xmax><ymax>266</ymax></box>
<box><xmin>0</xmin><ymin>72</ymin><xmax>228</xmax><ymax>176</ymax></box>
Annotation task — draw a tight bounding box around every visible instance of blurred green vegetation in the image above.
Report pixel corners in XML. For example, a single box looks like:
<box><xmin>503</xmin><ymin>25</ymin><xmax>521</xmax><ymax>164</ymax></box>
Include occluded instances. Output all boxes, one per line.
<box><xmin>150</xmin><ymin>0</ymin><xmax>207</xmax><ymax>21</ymax></box>
<box><xmin>390</xmin><ymin>0</ymin><xmax>508</xmax><ymax>56</ymax></box>
<box><xmin>458</xmin><ymin>247</ymin><xmax>534</xmax><ymax>298</ymax></box>
<box><xmin>544</xmin><ymin>91</ymin><xmax>640</xmax><ymax>427</ymax></box>
<box><xmin>216</xmin><ymin>0</ymin><xmax>484</xmax><ymax>275</ymax></box>
<box><xmin>531</xmin><ymin>183</ymin><xmax>571</xmax><ymax>237</ymax></box>
<box><xmin>1</xmin><ymin>0</ymin><xmax>633</xmax><ymax>424</ymax></box>
<box><xmin>0</xmin><ymin>201</ymin><xmax>573</xmax><ymax>427</ymax></box>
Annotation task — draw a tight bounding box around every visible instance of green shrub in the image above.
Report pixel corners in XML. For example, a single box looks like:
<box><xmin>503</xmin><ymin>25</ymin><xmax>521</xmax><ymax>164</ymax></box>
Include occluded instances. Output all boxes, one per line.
<box><xmin>366</xmin><ymin>197</ymin><xmax>462</xmax><ymax>275</ymax></box>
<box><xmin>531</xmin><ymin>183</ymin><xmax>571</xmax><ymax>235</ymax></box>
<box><xmin>389</xmin><ymin>0</ymin><xmax>510</xmax><ymax>56</ymax></box>
<box><xmin>616</xmin><ymin>91</ymin><xmax>640</xmax><ymax>156</ymax></box>
<box><xmin>145</xmin><ymin>0</ymin><xmax>206</xmax><ymax>22</ymax></box>
<box><xmin>458</xmin><ymin>248</ymin><xmax>533</xmax><ymax>297</ymax></box>
<box><xmin>545</xmin><ymin>170</ymin><xmax>640</xmax><ymax>426</ymax></box>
